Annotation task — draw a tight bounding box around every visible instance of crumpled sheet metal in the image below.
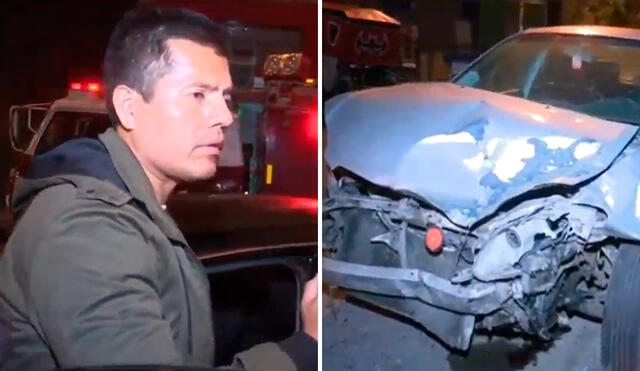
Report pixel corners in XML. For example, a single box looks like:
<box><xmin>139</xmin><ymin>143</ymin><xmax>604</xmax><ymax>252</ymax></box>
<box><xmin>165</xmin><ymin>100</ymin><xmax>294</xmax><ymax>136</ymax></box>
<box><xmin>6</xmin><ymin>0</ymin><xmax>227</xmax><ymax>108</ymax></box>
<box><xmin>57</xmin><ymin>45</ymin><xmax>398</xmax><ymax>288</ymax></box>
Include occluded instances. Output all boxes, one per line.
<box><xmin>325</xmin><ymin>82</ymin><xmax>638</xmax><ymax>228</ymax></box>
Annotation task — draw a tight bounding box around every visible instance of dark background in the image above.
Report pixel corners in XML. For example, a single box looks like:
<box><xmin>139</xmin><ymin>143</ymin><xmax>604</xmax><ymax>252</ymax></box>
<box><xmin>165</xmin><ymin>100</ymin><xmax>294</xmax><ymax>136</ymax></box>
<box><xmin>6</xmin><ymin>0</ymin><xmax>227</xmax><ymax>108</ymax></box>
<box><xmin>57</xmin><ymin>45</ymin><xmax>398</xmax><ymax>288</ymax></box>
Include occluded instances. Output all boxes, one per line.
<box><xmin>0</xmin><ymin>0</ymin><xmax>138</xmax><ymax>204</ymax></box>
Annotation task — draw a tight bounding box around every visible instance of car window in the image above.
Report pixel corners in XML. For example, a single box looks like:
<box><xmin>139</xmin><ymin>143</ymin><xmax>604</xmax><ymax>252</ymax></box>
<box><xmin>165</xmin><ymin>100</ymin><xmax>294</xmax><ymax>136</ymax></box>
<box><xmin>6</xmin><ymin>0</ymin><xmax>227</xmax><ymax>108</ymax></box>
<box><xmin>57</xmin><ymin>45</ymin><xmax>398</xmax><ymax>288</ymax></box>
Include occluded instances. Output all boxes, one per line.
<box><xmin>454</xmin><ymin>33</ymin><xmax>640</xmax><ymax>126</ymax></box>
<box><xmin>34</xmin><ymin>111</ymin><xmax>111</xmax><ymax>155</ymax></box>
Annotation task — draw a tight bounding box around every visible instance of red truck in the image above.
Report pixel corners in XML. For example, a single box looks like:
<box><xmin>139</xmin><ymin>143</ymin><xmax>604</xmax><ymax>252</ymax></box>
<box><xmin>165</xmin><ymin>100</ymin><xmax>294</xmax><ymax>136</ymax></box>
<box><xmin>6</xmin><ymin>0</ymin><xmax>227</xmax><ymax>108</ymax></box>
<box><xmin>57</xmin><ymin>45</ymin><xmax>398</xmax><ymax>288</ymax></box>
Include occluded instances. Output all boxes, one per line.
<box><xmin>151</xmin><ymin>0</ymin><xmax>319</xmax><ymax>198</ymax></box>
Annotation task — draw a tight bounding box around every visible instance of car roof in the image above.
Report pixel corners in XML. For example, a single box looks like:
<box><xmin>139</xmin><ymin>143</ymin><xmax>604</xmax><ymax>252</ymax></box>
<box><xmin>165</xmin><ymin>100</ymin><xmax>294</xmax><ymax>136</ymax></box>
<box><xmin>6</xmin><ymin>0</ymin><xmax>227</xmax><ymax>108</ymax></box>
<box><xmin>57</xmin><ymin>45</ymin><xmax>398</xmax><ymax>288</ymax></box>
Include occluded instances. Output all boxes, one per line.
<box><xmin>50</xmin><ymin>98</ymin><xmax>107</xmax><ymax>114</ymax></box>
<box><xmin>50</xmin><ymin>91</ymin><xmax>107</xmax><ymax>114</ymax></box>
<box><xmin>523</xmin><ymin>25</ymin><xmax>640</xmax><ymax>41</ymax></box>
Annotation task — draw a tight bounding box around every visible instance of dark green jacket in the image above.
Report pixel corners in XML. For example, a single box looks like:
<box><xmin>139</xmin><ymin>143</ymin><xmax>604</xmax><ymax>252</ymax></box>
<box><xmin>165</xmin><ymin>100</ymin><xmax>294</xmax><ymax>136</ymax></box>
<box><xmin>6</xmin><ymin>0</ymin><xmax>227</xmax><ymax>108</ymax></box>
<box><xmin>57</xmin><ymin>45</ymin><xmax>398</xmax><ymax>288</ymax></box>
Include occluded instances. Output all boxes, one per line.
<box><xmin>0</xmin><ymin>129</ymin><xmax>315</xmax><ymax>371</ymax></box>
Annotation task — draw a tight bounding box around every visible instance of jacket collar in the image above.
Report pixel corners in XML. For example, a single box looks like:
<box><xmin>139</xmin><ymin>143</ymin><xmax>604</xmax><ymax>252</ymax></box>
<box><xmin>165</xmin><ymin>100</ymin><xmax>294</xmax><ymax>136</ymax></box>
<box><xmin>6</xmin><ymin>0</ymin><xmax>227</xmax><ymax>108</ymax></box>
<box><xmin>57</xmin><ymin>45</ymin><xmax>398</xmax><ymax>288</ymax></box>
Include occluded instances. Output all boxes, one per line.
<box><xmin>99</xmin><ymin>128</ymin><xmax>188</xmax><ymax>246</ymax></box>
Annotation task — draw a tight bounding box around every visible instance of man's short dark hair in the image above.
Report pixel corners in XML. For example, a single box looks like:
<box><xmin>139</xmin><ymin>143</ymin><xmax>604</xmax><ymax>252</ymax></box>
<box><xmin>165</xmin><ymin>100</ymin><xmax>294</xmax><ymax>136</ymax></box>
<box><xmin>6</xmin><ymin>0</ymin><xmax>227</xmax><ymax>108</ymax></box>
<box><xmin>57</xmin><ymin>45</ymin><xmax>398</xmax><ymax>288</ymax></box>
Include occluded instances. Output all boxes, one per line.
<box><xmin>103</xmin><ymin>7</ymin><xmax>229</xmax><ymax>125</ymax></box>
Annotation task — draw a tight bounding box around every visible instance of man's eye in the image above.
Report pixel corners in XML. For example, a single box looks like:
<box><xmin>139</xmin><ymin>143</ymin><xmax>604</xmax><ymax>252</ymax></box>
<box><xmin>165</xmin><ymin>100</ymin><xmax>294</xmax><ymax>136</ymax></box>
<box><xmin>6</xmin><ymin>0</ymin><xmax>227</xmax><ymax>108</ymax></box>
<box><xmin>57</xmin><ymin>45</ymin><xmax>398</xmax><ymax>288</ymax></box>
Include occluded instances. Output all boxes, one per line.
<box><xmin>192</xmin><ymin>92</ymin><xmax>205</xmax><ymax>100</ymax></box>
<box><xmin>224</xmin><ymin>94</ymin><xmax>238</xmax><ymax>114</ymax></box>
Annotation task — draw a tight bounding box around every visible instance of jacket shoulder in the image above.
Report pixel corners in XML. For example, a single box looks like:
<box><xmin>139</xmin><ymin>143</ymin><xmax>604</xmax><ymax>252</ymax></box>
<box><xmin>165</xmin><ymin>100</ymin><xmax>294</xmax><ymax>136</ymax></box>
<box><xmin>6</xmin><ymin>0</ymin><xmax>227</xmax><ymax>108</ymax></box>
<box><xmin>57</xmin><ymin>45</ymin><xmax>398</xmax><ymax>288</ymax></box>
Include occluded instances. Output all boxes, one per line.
<box><xmin>11</xmin><ymin>181</ymin><xmax>149</xmax><ymax>247</ymax></box>
<box><xmin>67</xmin><ymin>174</ymin><xmax>133</xmax><ymax>207</ymax></box>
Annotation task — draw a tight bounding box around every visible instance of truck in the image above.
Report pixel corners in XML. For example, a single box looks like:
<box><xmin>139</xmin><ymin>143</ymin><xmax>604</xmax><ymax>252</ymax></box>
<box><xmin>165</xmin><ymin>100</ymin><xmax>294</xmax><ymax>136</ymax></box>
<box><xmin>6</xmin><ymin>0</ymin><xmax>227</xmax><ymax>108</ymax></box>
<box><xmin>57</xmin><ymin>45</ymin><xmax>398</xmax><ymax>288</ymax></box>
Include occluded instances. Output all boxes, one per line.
<box><xmin>322</xmin><ymin>1</ymin><xmax>416</xmax><ymax>99</ymax></box>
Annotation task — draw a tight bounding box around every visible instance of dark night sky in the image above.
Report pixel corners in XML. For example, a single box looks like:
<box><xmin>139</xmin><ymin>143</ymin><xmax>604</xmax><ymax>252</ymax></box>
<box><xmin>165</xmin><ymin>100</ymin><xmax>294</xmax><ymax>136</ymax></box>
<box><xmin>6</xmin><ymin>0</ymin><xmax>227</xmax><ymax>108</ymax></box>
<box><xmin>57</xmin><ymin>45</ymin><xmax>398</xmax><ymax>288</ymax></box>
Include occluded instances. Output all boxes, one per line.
<box><xmin>0</xmin><ymin>0</ymin><xmax>137</xmax><ymax>104</ymax></box>
<box><xmin>0</xmin><ymin>0</ymin><xmax>138</xmax><ymax>203</ymax></box>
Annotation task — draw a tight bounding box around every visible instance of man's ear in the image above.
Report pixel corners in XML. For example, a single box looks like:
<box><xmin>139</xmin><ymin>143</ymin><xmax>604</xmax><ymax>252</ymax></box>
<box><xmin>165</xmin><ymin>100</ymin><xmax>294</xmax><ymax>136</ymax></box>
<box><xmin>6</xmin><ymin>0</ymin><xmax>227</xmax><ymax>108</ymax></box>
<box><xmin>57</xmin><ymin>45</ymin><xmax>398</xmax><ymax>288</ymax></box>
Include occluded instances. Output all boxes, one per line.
<box><xmin>112</xmin><ymin>85</ymin><xmax>141</xmax><ymax>131</ymax></box>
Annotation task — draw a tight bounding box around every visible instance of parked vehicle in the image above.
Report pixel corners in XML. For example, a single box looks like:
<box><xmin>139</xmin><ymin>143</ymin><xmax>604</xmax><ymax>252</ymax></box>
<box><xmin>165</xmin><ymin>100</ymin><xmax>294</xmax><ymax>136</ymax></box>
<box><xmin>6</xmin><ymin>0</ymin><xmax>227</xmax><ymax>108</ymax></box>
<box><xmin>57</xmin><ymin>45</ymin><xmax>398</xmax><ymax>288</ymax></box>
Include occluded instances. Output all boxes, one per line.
<box><xmin>323</xmin><ymin>25</ymin><xmax>640</xmax><ymax>370</ymax></box>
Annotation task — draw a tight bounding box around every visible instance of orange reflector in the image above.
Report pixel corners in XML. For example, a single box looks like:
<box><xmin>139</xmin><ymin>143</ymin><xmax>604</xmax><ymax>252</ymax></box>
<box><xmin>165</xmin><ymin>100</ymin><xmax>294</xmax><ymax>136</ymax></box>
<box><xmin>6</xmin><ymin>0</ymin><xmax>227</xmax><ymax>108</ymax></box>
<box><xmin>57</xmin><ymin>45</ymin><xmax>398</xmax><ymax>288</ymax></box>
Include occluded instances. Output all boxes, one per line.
<box><xmin>425</xmin><ymin>226</ymin><xmax>444</xmax><ymax>253</ymax></box>
<box><xmin>266</xmin><ymin>164</ymin><xmax>273</xmax><ymax>185</ymax></box>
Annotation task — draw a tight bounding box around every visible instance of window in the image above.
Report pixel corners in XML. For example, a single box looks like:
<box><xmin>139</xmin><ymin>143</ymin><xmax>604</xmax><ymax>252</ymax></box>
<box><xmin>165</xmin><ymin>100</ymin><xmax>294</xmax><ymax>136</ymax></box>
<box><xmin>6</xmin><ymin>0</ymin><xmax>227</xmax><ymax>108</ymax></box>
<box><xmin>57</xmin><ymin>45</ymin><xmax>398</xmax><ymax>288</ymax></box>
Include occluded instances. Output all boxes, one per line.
<box><xmin>455</xmin><ymin>33</ymin><xmax>640</xmax><ymax>125</ymax></box>
<box><xmin>35</xmin><ymin>111</ymin><xmax>111</xmax><ymax>155</ymax></box>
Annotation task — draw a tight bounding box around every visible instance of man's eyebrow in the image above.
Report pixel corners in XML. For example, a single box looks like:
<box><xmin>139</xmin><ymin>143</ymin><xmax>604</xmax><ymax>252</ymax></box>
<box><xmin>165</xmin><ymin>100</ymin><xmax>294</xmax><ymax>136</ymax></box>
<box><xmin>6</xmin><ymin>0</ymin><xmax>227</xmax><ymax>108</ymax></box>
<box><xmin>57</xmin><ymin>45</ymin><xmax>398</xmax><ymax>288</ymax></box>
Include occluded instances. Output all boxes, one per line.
<box><xmin>191</xmin><ymin>83</ymin><xmax>217</xmax><ymax>91</ymax></box>
<box><xmin>191</xmin><ymin>83</ymin><xmax>233</xmax><ymax>93</ymax></box>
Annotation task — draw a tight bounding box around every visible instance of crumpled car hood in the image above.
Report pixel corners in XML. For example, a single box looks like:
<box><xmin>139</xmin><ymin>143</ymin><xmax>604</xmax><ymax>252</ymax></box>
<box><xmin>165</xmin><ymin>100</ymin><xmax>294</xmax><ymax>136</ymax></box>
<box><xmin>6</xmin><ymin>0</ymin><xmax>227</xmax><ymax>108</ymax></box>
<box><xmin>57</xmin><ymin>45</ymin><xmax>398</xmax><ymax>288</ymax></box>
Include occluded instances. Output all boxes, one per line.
<box><xmin>325</xmin><ymin>82</ymin><xmax>638</xmax><ymax>226</ymax></box>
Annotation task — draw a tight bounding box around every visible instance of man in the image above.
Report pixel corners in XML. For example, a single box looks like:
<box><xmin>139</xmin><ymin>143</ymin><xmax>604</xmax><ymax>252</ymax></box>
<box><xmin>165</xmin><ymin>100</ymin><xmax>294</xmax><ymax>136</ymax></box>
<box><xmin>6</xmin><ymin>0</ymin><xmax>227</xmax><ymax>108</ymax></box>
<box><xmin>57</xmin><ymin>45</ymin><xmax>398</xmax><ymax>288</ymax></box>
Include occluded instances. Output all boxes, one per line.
<box><xmin>0</xmin><ymin>8</ymin><xmax>317</xmax><ymax>371</ymax></box>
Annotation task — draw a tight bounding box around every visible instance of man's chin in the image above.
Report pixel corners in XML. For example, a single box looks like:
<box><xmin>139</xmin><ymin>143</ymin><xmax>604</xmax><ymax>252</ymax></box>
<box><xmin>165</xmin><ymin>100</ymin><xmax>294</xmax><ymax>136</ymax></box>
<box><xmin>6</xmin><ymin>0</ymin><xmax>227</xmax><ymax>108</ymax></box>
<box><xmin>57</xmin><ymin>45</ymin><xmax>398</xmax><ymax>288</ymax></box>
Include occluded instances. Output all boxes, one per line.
<box><xmin>181</xmin><ymin>165</ymin><xmax>218</xmax><ymax>183</ymax></box>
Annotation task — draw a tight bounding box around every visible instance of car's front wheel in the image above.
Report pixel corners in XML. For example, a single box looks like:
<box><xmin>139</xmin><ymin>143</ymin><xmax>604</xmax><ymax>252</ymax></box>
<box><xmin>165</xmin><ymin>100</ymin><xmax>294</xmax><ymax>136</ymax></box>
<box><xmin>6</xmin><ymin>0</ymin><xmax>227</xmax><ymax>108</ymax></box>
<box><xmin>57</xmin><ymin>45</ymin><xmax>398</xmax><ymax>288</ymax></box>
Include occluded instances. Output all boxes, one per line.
<box><xmin>602</xmin><ymin>244</ymin><xmax>640</xmax><ymax>371</ymax></box>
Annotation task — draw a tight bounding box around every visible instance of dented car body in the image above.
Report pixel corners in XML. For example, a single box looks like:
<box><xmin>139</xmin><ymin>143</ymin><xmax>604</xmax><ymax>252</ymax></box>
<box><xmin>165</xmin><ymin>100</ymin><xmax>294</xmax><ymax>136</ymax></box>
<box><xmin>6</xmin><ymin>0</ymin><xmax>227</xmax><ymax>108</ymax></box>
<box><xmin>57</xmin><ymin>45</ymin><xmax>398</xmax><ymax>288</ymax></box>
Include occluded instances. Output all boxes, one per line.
<box><xmin>322</xmin><ymin>26</ymin><xmax>640</xmax><ymax>360</ymax></box>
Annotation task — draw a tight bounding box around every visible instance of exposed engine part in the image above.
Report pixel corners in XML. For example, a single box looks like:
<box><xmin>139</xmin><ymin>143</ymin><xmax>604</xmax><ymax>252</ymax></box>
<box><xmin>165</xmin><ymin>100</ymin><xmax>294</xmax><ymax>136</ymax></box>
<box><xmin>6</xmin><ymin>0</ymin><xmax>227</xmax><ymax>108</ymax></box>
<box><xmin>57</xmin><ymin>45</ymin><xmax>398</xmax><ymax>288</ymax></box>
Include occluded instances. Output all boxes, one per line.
<box><xmin>323</xmin><ymin>180</ymin><xmax>610</xmax><ymax>349</ymax></box>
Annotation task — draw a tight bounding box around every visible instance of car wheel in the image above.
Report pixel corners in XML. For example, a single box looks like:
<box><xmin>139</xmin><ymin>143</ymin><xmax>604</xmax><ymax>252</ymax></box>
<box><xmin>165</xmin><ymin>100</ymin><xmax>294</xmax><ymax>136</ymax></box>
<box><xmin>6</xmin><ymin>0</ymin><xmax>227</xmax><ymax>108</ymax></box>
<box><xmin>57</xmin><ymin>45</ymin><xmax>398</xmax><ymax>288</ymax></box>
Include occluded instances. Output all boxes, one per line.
<box><xmin>602</xmin><ymin>244</ymin><xmax>640</xmax><ymax>371</ymax></box>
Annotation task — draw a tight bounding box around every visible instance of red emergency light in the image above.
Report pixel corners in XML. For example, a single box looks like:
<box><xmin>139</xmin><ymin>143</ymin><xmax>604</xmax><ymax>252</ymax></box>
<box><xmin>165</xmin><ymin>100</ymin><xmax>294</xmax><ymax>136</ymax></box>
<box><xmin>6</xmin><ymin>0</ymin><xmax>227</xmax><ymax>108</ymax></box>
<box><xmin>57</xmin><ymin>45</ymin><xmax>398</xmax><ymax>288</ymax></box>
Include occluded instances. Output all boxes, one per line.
<box><xmin>87</xmin><ymin>83</ymin><xmax>100</xmax><ymax>92</ymax></box>
<box><xmin>70</xmin><ymin>81</ymin><xmax>102</xmax><ymax>93</ymax></box>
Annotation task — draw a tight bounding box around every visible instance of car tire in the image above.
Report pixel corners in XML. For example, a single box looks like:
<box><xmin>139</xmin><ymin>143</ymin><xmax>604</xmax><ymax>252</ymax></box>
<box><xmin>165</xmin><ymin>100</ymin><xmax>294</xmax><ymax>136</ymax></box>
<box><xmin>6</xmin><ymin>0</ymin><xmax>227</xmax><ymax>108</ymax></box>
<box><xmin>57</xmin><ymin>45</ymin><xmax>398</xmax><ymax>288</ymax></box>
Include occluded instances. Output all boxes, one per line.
<box><xmin>602</xmin><ymin>244</ymin><xmax>640</xmax><ymax>371</ymax></box>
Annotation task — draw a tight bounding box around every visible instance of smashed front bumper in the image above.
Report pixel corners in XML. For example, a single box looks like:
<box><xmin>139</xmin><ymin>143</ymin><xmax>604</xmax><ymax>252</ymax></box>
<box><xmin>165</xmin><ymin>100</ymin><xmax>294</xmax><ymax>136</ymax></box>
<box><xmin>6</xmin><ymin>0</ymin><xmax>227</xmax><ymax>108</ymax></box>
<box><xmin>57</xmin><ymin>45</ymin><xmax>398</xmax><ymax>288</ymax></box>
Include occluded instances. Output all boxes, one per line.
<box><xmin>324</xmin><ymin>257</ymin><xmax>514</xmax><ymax>349</ymax></box>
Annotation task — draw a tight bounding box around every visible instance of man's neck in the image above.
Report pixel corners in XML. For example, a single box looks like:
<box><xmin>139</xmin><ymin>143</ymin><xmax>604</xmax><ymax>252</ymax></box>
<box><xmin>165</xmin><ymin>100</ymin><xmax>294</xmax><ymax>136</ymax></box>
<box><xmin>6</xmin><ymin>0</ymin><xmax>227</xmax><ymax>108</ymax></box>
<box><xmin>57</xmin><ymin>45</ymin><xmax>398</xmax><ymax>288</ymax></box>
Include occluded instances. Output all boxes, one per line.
<box><xmin>139</xmin><ymin>165</ymin><xmax>176</xmax><ymax>205</ymax></box>
<box><xmin>116</xmin><ymin>127</ymin><xmax>176</xmax><ymax>205</ymax></box>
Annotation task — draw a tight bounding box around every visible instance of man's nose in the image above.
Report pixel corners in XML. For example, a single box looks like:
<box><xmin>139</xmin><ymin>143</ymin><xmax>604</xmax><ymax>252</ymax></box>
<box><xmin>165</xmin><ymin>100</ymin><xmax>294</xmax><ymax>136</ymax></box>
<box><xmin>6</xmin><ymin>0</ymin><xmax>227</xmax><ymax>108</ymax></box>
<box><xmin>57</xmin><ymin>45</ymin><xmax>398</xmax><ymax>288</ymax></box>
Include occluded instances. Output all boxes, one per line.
<box><xmin>207</xmin><ymin>97</ymin><xmax>234</xmax><ymax>128</ymax></box>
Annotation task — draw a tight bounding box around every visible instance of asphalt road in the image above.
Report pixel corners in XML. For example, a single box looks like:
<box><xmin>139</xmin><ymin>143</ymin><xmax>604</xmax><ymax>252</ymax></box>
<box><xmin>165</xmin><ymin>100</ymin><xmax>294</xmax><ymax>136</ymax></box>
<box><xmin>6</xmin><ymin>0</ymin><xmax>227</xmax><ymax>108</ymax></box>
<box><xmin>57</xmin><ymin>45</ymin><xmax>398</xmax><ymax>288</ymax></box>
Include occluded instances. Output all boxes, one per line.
<box><xmin>323</xmin><ymin>295</ymin><xmax>601</xmax><ymax>371</ymax></box>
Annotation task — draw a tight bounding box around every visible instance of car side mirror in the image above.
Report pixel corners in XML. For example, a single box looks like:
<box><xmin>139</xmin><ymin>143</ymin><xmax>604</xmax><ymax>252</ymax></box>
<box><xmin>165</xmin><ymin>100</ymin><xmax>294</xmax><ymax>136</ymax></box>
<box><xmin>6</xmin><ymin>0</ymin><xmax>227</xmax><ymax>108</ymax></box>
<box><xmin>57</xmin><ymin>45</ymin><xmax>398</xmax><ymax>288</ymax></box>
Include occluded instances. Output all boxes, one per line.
<box><xmin>9</xmin><ymin>105</ymin><xmax>48</xmax><ymax>153</ymax></box>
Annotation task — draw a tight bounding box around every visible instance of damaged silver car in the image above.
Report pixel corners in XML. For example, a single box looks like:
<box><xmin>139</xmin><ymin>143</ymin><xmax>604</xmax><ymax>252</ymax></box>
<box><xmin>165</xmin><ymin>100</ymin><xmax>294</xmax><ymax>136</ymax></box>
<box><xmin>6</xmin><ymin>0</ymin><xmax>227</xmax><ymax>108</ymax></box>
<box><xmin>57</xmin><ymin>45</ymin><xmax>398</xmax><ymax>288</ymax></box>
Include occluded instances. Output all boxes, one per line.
<box><xmin>323</xmin><ymin>26</ymin><xmax>640</xmax><ymax>370</ymax></box>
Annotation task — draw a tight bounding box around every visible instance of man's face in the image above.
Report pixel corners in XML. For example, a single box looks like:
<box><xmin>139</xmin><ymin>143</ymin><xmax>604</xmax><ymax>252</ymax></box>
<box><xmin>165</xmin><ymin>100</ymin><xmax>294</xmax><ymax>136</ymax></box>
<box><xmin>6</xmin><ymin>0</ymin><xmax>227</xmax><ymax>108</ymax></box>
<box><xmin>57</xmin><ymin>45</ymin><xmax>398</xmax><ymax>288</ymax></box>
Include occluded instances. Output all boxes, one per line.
<box><xmin>128</xmin><ymin>38</ymin><xmax>233</xmax><ymax>184</ymax></box>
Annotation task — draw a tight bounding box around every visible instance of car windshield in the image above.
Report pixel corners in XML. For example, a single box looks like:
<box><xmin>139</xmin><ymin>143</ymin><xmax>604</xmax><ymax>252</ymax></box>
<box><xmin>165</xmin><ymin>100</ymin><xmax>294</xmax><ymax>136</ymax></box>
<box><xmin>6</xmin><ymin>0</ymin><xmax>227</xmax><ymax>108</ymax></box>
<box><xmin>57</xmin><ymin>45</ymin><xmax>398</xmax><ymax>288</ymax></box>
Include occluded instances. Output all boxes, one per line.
<box><xmin>453</xmin><ymin>33</ymin><xmax>640</xmax><ymax>126</ymax></box>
